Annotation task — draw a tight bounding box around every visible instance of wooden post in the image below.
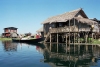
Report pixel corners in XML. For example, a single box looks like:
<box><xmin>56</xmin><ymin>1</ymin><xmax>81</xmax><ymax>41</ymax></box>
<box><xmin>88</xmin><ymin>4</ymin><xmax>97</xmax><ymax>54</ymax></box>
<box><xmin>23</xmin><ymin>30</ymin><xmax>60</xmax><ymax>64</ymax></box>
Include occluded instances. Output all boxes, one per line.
<box><xmin>92</xmin><ymin>33</ymin><xmax>93</xmax><ymax>40</ymax></box>
<box><xmin>86</xmin><ymin>45</ymin><xmax>88</xmax><ymax>53</ymax></box>
<box><xmin>87</xmin><ymin>32</ymin><xmax>88</xmax><ymax>43</ymax></box>
<box><xmin>83</xmin><ymin>32</ymin><xmax>85</xmax><ymax>43</ymax></box>
<box><xmin>66</xmin><ymin>43</ymin><xmax>67</xmax><ymax>53</ymax></box>
<box><xmin>57</xmin><ymin>43</ymin><xmax>58</xmax><ymax>52</ymax></box>
<box><xmin>92</xmin><ymin>45</ymin><xmax>93</xmax><ymax>52</ymax></box>
<box><xmin>78</xmin><ymin>32</ymin><xmax>80</xmax><ymax>43</ymax></box>
<box><xmin>57</xmin><ymin>33</ymin><xmax>58</xmax><ymax>43</ymax></box>
<box><xmin>74</xmin><ymin>43</ymin><xmax>75</xmax><ymax>54</ymax></box>
<box><xmin>50</xmin><ymin>43</ymin><xmax>51</xmax><ymax>51</ymax></box>
<box><xmin>86</xmin><ymin>33</ymin><xmax>88</xmax><ymax>43</ymax></box>
<box><xmin>66</xmin><ymin>33</ymin><xmax>67</xmax><ymax>44</ymax></box>
<box><xmin>50</xmin><ymin>33</ymin><xmax>51</xmax><ymax>43</ymax></box>
<box><xmin>77</xmin><ymin>32</ymin><xmax>78</xmax><ymax>43</ymax></box>
<box><xmin>69</xmin><ymin>20</ymin><xmax>70</xmax><ymax>44</ymax></box>
<box><xmin>74</xmin><ymin>18</ymin><xmax>75</xmax><ymax>43</ymax></box>
<box><xmin>78</xmin><ymin>44</ymin><xmax>80</xmax><ymax>54</ymax></box>
<box><xmin>78</xmin><ymin>20</ymin><xmax>80</xmax><ymax>43</ymax></box>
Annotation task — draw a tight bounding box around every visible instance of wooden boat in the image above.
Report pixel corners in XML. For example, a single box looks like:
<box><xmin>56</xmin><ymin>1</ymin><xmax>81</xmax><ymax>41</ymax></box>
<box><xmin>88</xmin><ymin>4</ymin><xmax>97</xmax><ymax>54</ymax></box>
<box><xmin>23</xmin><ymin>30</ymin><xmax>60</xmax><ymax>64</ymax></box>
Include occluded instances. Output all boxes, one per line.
<box><xmin>12</xmin><ymin>37</ymin><xmax>44</xmax><ymax>43</ymax></box>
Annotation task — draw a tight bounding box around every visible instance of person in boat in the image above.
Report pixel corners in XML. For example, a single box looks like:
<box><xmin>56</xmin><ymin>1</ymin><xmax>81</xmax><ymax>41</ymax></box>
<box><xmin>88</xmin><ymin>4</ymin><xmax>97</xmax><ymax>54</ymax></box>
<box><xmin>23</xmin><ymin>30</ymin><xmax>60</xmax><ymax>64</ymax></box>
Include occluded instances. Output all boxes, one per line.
<box><xmin>36</xmin><ymin>34</ymin><xmax>41</xmax><ymax>39</ymax></box>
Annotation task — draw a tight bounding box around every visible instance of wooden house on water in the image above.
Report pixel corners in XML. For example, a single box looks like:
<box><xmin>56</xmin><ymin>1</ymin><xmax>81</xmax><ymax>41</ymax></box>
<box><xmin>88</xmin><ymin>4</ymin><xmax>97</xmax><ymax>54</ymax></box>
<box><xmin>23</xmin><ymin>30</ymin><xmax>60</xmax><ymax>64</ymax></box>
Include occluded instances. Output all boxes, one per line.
<box><xmin>41</xmin><ymin>8</ymin><xmax>99</xmax><ymax>43</ymax></box>
<box><xmin>2</xmin><ymin>27</ymin><xmax>18</xmax><ymax>38</ymax></box>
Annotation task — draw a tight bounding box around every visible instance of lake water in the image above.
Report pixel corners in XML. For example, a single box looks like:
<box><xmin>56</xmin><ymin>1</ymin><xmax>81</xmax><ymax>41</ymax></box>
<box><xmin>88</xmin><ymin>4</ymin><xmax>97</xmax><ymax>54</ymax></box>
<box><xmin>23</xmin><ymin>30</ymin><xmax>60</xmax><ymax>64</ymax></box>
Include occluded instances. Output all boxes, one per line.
<box><xmin>0</xmin><ymin>41</ymin><xmax>100</xmax><ymax>67</ymax></box>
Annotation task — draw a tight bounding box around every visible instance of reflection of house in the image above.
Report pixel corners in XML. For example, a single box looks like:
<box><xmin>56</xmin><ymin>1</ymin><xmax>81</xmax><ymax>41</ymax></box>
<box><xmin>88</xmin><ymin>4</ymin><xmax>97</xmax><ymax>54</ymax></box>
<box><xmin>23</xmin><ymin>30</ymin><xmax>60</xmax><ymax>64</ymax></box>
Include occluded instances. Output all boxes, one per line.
<box><xmin>41</xmin><ymin>8</ymin><xmax>99</xmax><ymax>43</ymax></box>
<box><xmin>2</xmin><ymin>41</ymin><xmax>17</xmax><ymax>51</ymax></box>
<box><xmin>2</xmin><ymin>27</ymin><xmax>18</xmax><ymax>38</ymax></box>
<box><xmin>43</xmin><ymin>43</ymin><xmax>100</xmax><ymax>67</ymax></box>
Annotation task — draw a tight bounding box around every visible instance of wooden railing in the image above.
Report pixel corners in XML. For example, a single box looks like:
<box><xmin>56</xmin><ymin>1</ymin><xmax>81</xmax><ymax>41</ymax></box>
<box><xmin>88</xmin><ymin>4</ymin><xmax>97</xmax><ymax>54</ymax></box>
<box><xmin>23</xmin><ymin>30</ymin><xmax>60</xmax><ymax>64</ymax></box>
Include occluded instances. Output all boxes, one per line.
<box><xmin>50</xmin><ymin>26</ymin><xmax>78</xmax><ymax>33</ymax></box>
<box><xmin>50</xmin><ymin>26</ymin><xmax>91</xmax><ymax>33</ymax></box>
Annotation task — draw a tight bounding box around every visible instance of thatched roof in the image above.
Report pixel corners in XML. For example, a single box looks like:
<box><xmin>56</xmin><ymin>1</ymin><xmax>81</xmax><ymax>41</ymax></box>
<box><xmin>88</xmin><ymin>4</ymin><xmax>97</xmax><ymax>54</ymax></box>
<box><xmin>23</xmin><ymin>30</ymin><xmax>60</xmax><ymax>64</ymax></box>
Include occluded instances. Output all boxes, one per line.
<box><xmin>36</xmin><ymin>27</ymin><xmax>43</xmax><ymax>33</ymax></box>
<box><xmin>42</xmin><ymin>8</ymin><xmax>88</xmax><ymax>24</ymax></box>
<box><xmin>74</xmin><ymin>17</ymin><xmax>97</xmax><ymax>25</ymax></box>
<box><xmin>41</xmin><ymin>8</ymin><xmax>98</xmax><ymax>25</ymax></box>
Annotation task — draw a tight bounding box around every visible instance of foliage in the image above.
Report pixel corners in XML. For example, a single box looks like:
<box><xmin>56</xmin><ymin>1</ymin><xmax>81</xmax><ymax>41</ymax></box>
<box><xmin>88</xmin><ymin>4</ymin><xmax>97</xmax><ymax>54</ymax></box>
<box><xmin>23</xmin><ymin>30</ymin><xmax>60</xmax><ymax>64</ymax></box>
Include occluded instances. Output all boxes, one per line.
<box><xmin>0</xmin><ymin>38</ymin><xmax>12</xmax><ymax>41</ymax></box>
<box><xmin>92</xmin><ymin>39</ymin><xmax>100</xmax><ymax>44</ymax></box>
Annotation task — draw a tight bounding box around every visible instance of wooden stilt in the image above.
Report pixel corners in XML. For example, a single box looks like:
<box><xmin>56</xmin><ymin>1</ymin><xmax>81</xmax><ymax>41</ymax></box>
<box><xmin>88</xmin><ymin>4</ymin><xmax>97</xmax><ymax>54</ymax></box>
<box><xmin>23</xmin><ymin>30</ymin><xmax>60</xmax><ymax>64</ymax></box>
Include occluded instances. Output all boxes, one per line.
<box><xmin>50</xmin><ymin>33</ymin><xmax>51</xmax><ymax>43</ymax></box>
<box><xmin>69</xmin><ymin>20</ymin><xmax>70</xmax><ymax>44</ymax></box>
<box><xmin>86</xmin><ymin>33</ymin><xmax>88</xmax><ymax>43</ymax></box>
<box><xmin>78</xmin><ymin>20</ymin><xmax>80</xmax><ymax>43</ymax></box>
<box><xmin>74</xmin><ymin>18</ymin><xmax>75</xmax><ymax>43</ymax></box>
<box><xmin>66</xmin><ymin>33</ymin><xmax>67</xmax><ymax>44</ymax></box>
<box><xmin>92</xmin><ymin>45</ymin><xmax>93</xmax><ymax>52</ymax></box>
<box><xmin>74</xmin><ymin>43</ymin><xmax>75</xmax><ymax>54</ymax></box>
<box><xmin>92</xmin><ymin>33</ymin><xmax>93</xmax><ymax>39</ymax></box>
<box><xmin>66</xmin><ymin>43</ymin><xmax>67</xmax><ymax>53</ymax></box>
<box><xmin>57</xmin><ymin>43</ymin><xmax>58</xmax><ymax>52</ymax></box>
<box><xmin>50</xmin><ymin>43</ymin><xmax>51</xmax><ymax>51</ymax></box>
<box><xmin>78</xmin><ymin>44</ymin><xmax>80</xmax><ymax>54</ymax></box>
<box><xmin>57</xmin><ymin>33</ymin><xmax>58</xmax><ymax>43</ymax></box>
<box><xmin>86</xmin><ymin>45</ymin><xmax>88</xmax><ymax>53</ymax></box>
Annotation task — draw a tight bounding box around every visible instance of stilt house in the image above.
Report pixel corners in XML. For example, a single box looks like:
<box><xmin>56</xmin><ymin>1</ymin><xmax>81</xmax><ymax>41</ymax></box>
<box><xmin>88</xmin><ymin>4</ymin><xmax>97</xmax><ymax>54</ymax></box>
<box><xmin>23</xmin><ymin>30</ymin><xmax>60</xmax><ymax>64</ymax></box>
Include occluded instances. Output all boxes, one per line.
<box><xmin>42</xmin><ymin>8</ymin><xmax>99</xmax><ymax>43</ymax></box>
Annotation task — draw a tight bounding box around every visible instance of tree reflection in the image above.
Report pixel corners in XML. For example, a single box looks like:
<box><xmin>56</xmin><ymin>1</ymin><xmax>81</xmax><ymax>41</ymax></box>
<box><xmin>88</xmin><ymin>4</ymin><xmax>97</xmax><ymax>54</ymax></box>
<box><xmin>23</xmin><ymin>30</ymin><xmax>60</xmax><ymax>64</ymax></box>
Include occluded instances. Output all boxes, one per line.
<box><xmin>42</xmin><ymin>43</ymin><xmax>100</xmax><ymax>67</ymax></box>
<box><xmin>2</xmin><ymin>41</ymin><xmax>17</xmax><ymax>51</ymax></box>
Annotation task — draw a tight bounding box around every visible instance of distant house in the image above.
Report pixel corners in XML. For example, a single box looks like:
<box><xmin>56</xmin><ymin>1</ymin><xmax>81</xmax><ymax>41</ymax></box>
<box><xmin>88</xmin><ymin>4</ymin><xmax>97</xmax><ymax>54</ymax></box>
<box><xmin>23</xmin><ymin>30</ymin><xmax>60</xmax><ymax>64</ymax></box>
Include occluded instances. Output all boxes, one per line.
<box><xmin>2</xmin><ymin>27</ymin><xmax>18</xmax><ymax>38</ymax></box>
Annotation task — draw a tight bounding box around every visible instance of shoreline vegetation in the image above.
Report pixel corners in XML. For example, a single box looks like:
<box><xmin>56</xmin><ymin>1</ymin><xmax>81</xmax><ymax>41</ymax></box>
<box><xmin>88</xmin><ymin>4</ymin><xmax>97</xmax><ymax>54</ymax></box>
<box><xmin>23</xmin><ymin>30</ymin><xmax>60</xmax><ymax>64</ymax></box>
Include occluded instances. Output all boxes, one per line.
<box><xmin>0</xmin><ymin>38</ymin><xmax>12</xmax><ymax>41</ymax></box>
<box><xmin>0</xmin><ymin>37</ymin><xmax>100</xmax><ymax>44</ymax></box>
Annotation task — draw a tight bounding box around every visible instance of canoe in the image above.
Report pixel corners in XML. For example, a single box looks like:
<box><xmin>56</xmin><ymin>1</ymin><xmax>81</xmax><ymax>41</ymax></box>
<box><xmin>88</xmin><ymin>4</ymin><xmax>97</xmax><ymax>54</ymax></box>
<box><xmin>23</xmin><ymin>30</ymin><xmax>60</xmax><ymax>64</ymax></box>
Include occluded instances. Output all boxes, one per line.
<box><xmin>12</xmin><ymin>37</ymin><xmax>44</xmax><ymax>43</ymax></box>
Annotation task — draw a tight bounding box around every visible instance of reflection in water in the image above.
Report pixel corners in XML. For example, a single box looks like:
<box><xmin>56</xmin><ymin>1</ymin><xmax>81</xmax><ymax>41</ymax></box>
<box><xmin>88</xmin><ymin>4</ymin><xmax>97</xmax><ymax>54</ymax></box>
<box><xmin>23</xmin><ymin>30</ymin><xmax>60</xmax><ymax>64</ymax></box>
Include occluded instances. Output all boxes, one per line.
<box><xmin>2</xmin><ymin>41</ymin><xmax>17</xmax><ymax>51</ymax></box>
<box><xmin>26</xmin><ymin>42</ymin><xmax>46</xmax><ymax>53</ymax></box>
<box><xmin>1</xmin><ymin>41</ymin><xmax>100</xmax><ymax>67</ymax></box>
<box><xmin>42</xmin><ymin>43</ymin><xmax>100</xmax><ymax>67</ymax></box>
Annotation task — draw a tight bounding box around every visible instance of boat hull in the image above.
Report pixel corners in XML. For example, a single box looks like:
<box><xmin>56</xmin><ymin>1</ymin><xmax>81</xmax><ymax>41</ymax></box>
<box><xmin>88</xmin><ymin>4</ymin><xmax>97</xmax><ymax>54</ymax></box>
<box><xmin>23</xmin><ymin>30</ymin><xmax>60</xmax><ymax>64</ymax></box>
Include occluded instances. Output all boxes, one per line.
<box><xmin>12</xmin><ymin>38</ymin><xmax>44</xmax><ymax>43</ymax></box>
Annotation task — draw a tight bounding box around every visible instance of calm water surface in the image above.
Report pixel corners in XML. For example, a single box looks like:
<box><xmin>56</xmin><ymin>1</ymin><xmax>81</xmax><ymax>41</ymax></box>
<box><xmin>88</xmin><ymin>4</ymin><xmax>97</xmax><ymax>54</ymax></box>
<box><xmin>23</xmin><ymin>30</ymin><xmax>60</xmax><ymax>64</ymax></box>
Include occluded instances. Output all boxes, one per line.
<box><xmin>0</xmin><ymin>41</ymin><xmax>100</xmax><ymax>67</ymax></box>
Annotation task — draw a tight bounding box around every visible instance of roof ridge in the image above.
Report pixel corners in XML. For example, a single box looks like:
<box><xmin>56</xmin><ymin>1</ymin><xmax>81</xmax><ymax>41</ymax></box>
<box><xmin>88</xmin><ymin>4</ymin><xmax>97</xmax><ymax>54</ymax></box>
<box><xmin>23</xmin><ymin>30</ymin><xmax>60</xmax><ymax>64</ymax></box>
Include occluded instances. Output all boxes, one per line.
<box><xmin>68</xmin><ymin>8</ymin><xmax>82</xmax><ymax>13</ymax></box>
<box><xmin>47</xmin><ymin>8</ymin><xmax>82</xmax><ymax>18</ymax></box>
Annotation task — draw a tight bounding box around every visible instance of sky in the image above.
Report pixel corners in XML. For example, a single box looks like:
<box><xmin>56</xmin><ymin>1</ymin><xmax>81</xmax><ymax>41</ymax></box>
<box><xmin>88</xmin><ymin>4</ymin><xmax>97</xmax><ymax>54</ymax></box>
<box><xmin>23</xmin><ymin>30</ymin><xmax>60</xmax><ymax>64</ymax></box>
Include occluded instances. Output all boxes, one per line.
<box><xmin>0</xmin><ymin>0</ymin><xmax>100</xmax><ymax>34</ymax></box>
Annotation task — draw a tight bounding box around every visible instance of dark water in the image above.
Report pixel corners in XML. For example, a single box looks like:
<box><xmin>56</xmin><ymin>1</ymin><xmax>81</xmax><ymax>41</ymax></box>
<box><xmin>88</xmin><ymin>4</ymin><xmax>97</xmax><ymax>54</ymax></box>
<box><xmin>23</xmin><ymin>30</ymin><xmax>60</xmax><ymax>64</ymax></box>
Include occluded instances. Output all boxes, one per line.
<box><xmin>0</xmin><ymin>41</ymin><xmax>100</xmax><ymax>67</ymax></box>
